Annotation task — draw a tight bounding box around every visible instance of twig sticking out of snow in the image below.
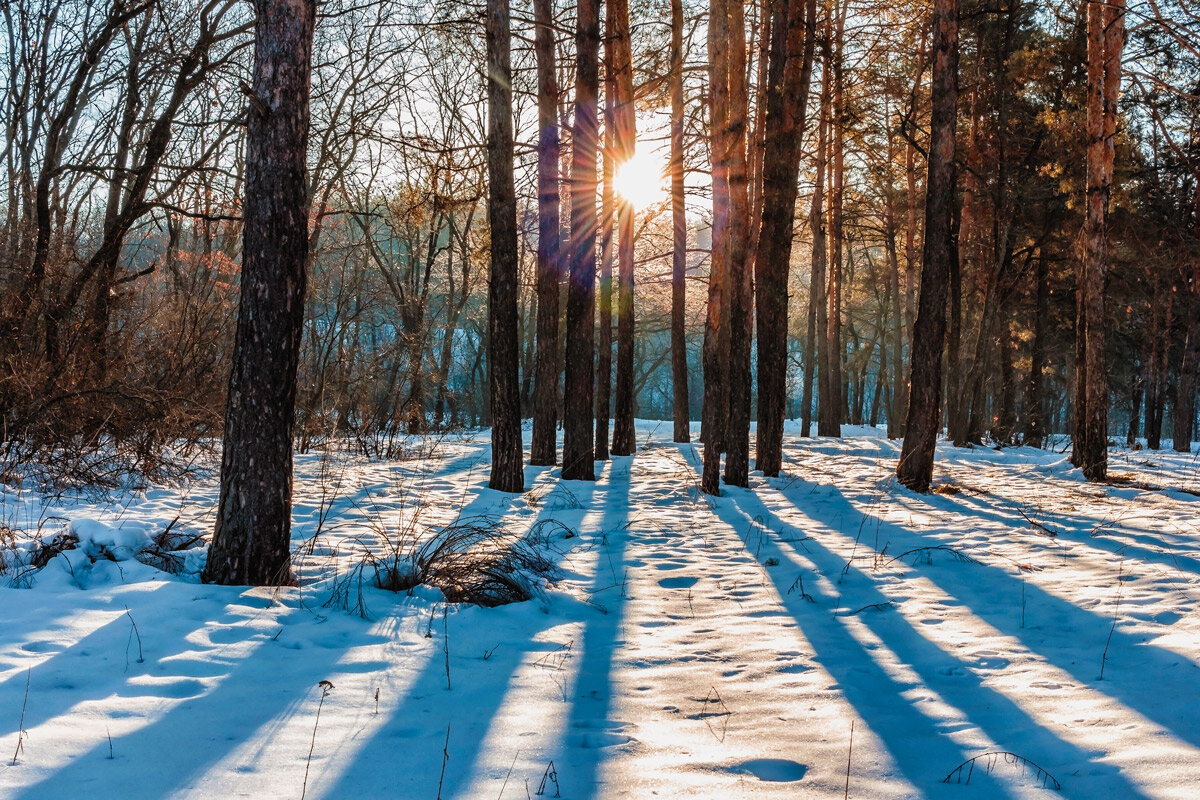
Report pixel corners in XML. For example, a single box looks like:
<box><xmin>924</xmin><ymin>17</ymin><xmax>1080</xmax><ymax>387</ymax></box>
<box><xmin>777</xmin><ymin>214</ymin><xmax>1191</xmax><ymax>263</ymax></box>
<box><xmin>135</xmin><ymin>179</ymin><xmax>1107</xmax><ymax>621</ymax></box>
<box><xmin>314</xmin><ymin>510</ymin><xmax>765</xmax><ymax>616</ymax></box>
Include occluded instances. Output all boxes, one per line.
<box><xmin>301</xmin><ymin>680</ymin><xmax>334</xmax><ymax>800</ymax></box>
<box><xmin>10</xmin><ymin>667</ymin><xmax>29</xmax><ymax>766</ymax></box>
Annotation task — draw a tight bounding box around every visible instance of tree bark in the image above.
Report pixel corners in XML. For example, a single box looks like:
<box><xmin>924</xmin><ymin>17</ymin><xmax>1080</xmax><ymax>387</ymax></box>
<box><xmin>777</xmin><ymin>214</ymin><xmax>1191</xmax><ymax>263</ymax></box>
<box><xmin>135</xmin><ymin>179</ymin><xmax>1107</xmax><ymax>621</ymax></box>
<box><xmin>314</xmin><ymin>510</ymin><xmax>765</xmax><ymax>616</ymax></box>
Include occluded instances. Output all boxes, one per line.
<box><xmin>701</xmin><ymin>0</ymin><xmax>732</xmax><ymax>494</ymax></box>
<box><xmin>1073</xmin><ymin>0</ymin><xmax>1124</xmax><ymax>478</ymax></box>
<box><xmin>896</xmin><ymin>0</ymin><xmax>958</xmax><ymax>493</ymax></box>
<box><xmin>486</xmin><ymin>0</ymin><xmax>523</xmax><ymax>492</ymax></box>
<box><xmin>562</xmin><ymin>0</ymin><xmax>601</xmax><ymax>481</ymax></box>
<box><xmin>530</xmin><ymin>0</ymin><xmax>561</xmax><ymax>466</ymax></box>
<box><xmin>822</xmin><ymin>0</ymin><xmax>846</xmax><ymax>437</ymax></box>
<box><xmin>205</xmin><ymin>0</ymin><xmax>316</xmax><ymax>586</ymax></box>
<box><xmin>723</xmin><ymin>0</ymin><xmax>753</xmax><ymax>487</ymax></box>
<box><xmin>754</xmin><ymin>0</ymin><xmax>816</xmax><ymax>475</ymax></box>
<box><xmin>611</xmin><ymin>0</ymin><xmax>637</xmax><ymax>456</ymax></box>
<box><xmin>1023</xmin><ymin>250</ymin><xmax>1048</xmax><ymax>447</ymax></box>
<box><xmin>670</xmin><ymin>0</ymin><xmax>691</xmax><ymax>443</ymax></box>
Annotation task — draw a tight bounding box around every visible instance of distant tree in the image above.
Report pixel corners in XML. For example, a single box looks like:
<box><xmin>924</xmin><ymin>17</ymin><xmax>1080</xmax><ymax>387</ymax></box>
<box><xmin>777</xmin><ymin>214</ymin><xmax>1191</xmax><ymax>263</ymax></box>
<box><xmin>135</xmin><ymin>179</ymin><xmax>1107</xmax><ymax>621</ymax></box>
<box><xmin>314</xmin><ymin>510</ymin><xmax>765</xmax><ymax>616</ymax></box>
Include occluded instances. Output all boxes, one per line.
<box><xmin>205</xmin><ymin>0</ymin><xmax>317</xmax><ymax>585</ymax></box>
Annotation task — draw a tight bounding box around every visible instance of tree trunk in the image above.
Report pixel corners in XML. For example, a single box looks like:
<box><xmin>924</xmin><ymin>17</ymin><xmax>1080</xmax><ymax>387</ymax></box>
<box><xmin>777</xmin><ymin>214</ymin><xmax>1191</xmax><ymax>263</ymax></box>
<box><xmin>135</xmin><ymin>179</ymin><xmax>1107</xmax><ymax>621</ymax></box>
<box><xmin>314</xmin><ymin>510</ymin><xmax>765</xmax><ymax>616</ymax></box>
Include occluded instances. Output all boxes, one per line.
<box><xmin>754</xmin><ymin>0</ymin><xmax>817</xmax><ymax>475</ymax></box>
<box><xmin>530</xmin><ymin>0</ymin><xmax>560</xmax><ymax>466</ymax></box>
<box><xmin>1073</xmin><ymin>0</ymin><xmax>1124</xmax><ymax>478</ymax></box>
<box><xmin>595</xmin><ymin>25</ymin><xmax>615</xmax><ymax>463</ymax></box>
<box><xmin>723</xmin><ymin>0</ymin><xmax>753</xmax><ymax>487</ymax></box>
<box><xmin>562</xmin><ymin>0</ymin><xmax>601</xmax><ymax>481</ymax></box>
<box><xmin>896</xmin><ymin>0</ymin><xmax>957</xmax><ymax>493</ymax></box>
<box><xmin>822</xmin><ymin>1</ymin><xmax>846</xmax><ymax>437</ymax></box>
<box><xmin>205</xmin><ymin>0</ymin><xmax>316</xmax><ymax>586</ymax></box>
<box><xmin>700</xmin><ymin>0</ymin><xmax>732</xmax><ymax>494</ymax></box>
<box><xmin>486</xmin><ymin>0</ymin><xmax>523</xmax><ymax>492</ymax></box>
<box><xmin>1023</xmin><ymin>250</ymin><xmax>1048</xmax><ymax>447</ymax></box>
<box><xmin>670</xmin><ymin>0</ymin><xmax>691</xmax><ymax>443</ymax></box>
<box><xmin>611</xmin><ymin>0</ymin><xmax>637</xmax><ymax>456</ymax></box>
<box><xmin>1174</xmin><ymin>267</ymin><xmax>1200</xmax><ymax>452</ymax></box>
<box><xmin>814</xmin><ymin>20</ymin><xmax>835</xmax><ymax>437</ymax></box>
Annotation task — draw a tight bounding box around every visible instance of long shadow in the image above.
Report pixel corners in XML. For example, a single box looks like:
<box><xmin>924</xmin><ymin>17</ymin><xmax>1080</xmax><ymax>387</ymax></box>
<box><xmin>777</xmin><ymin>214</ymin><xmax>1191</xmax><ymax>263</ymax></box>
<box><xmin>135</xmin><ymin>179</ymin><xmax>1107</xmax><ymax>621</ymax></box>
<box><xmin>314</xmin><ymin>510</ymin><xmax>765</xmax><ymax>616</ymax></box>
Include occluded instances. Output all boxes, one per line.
<box><xmin>554</xmin><ymin>455</ymin><xmax>632</xmax><ymax>800</ymax></box>
<box><xmin>12</xmin><ymin>599</ymin><xmax>391</xmax><ymax>799</ymax></box>
<box><xmin>707</xmin><ymin>485</ymin><xmax>1015</xmax><ymax>797</ymax></box>
<box><xmin>718</xmin><ymin>484</ymin><xmax>1155</xmax><ymax>798</ymax></box>
<box><xmin>934</xmin><ymin>488</ymin><xmax>1200</xmax><ymax>580</ymax></box>
<box><xmin>774</xmin><ymin>474</ymin><xmax>1200</xmax><ymax>753</ymax></box>
<box><xmin>0</xmin><ymin>613</ymin><xmax>131</xmax><ymax>700</ymax></box>
<box><xmin>317</xmin><ymin>473</ymin><xmax>604</xmax><ymax>799</ymax></box>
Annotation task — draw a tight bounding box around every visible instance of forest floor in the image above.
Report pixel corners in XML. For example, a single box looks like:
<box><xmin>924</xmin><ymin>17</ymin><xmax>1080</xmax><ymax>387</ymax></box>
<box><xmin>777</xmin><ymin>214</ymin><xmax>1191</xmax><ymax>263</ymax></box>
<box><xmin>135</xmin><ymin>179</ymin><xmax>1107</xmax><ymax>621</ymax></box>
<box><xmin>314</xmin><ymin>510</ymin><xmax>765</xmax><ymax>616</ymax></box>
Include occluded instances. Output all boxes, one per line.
<box><xmin>0</xmin><ymin>422</ymin><xmax>1198</xmax><ymax>799</ymax></box>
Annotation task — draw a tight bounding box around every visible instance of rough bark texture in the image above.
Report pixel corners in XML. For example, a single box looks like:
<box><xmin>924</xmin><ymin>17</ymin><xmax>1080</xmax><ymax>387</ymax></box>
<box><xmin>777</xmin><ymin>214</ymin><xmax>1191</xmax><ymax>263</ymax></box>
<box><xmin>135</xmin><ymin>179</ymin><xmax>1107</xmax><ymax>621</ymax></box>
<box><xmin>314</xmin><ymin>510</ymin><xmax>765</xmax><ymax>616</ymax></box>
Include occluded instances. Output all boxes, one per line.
<box><xmin>530</xmin><ymin>0</ymin><xmax>561</xmax><ymax>466</ymax></box>
<box><xmin>1073</xmin><ymin>0</ymin><xmax>1124</xmax><ymax>479</ymax></box>
<box><xmin>896</xmin><ymin>0</ymin><xmax>957</xmax><ymax>493</ymax></box>
<box><xmin>700</xmin><ymin>0</ymin><xmax>731</xmax><ymax>494</ymax></box>
<box><xmin>753</xmin><ymin>0</ymin><xmax>816</xmax><ymax>475</ymax></box>
<box><xmin>670</xmin><ymin>0</ymin><xmax>691</xmax><ymax>443</ymax></box>
<box><xmin>611</xmin><ymin>0</ymin><xmax>637</xmax><ymax>456</ymax></box>
<box><xmin>486</xmin><ymin>0</ymin><xmax>523</xmax><ymax>493</ymax></box>
<box><xmin>595</xmin><ymin>30</ymin><xmax>615</xmax><ymax>463</ymax></box>
<box><xmin>822</xmin><ymin>3</ymin><xmax>846</xmax><ymax>436</ymax></box>
<box><xmin>205</xmin><ymin>0</ymin><xmax>317</xmax><ymax>586</ymax></box>
<box><xmin>562</xmin><ymin>0</ymin><xmax>600</xmax><ymax>481</ymax></box>
<box><xmin>723</xmin><ymin>0</ymin><xmax>753</xmax><ymax>487</ymax></box>
<box><xmin>813</xmin><ymin>22</ymin><xmax>834</xmax><ymax>437</ymax></box>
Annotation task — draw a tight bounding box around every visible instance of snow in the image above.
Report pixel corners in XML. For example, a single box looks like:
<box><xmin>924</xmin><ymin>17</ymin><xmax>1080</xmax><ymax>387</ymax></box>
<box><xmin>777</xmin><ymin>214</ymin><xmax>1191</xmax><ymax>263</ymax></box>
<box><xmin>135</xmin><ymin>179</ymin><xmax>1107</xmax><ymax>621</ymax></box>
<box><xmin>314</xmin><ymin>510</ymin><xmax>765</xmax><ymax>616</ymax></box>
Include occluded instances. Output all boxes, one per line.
<box><xmin>1</xmin><ymin>423</ymin><xmax>1198</xmax><ymax>798</ymax></box>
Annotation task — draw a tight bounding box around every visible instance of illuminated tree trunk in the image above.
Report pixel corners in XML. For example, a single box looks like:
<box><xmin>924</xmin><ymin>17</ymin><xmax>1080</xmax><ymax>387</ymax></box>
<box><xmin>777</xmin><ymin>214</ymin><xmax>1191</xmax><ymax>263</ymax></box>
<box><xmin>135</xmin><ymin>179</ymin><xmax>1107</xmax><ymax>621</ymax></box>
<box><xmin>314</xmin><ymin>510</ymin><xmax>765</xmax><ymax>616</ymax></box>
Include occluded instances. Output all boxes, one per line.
<box><xmin>1073</xmin><ymin>0</ymin><xmax>1124</xmax><ymax>478</ymax></box>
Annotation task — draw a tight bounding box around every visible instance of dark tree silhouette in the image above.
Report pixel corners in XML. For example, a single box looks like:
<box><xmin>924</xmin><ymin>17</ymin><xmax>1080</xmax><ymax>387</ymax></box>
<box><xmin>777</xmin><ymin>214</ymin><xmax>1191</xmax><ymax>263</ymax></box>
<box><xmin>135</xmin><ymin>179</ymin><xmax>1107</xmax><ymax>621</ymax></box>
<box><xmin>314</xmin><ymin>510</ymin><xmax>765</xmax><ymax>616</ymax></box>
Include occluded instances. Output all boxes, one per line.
<box><xmin>530</xmin><ymin>0</ymin><xmax>560</xmax><ymax>467</ymax></box>
<box><xmin>897</xmin><ymin>0</ymin><xmax>958</xmax><ymax>493</ymax></box>
<box><xmin>562</xmin><ymin>0</ymin><xmax>600</xmax><ymax>481</ymax></box>
<box><xmin>486</xmin><ymin>0</ymin><xmax>523</xmax><ymax>492</ymax></box>
<box><xmin>205</xmin><ymin>0</ymin><xmax>317</xmax><ymax>585</ymax></box>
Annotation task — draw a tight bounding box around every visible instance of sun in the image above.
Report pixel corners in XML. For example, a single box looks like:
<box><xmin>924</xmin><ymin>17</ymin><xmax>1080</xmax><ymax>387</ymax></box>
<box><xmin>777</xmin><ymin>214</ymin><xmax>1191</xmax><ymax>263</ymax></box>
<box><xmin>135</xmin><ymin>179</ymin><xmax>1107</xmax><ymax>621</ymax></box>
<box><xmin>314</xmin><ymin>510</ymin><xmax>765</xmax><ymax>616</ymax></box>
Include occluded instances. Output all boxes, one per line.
<box><xmin>613</xmin><ymin>148</ymin><xmax>668</xmax><ymax>211</ymax></box>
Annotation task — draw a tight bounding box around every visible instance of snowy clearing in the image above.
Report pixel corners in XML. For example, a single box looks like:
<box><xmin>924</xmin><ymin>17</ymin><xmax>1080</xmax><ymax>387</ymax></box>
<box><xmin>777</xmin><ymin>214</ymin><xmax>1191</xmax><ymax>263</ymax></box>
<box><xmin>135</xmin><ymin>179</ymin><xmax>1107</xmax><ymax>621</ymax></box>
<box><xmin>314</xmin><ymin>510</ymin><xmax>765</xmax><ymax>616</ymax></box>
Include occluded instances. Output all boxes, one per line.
<box><xmin>0</xmin><ymin>422</ymin><xmax>1198</xmax><ymax>799</ymax></box>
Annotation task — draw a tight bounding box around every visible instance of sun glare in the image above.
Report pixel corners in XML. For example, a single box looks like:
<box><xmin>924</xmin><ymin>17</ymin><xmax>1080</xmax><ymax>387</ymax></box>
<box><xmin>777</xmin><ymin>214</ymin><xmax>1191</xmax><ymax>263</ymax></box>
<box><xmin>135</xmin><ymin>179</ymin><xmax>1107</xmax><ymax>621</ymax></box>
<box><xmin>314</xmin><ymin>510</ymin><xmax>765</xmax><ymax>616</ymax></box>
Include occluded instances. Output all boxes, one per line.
<box><xmin>613</xmin><ymin>148</ymin><xmax>668</xmax><ymax>211</ymax></box>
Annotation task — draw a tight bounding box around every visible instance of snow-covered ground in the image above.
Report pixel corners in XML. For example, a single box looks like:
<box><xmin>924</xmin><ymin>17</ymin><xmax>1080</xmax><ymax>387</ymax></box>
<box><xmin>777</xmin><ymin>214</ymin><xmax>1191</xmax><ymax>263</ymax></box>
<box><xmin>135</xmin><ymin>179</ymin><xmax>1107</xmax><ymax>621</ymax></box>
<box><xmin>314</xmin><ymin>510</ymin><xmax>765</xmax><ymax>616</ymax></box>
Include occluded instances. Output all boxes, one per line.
<box><xmin>1</xmin><ymin>422</ymin><xmax>1198</xmax><ymax>799</ymax></box>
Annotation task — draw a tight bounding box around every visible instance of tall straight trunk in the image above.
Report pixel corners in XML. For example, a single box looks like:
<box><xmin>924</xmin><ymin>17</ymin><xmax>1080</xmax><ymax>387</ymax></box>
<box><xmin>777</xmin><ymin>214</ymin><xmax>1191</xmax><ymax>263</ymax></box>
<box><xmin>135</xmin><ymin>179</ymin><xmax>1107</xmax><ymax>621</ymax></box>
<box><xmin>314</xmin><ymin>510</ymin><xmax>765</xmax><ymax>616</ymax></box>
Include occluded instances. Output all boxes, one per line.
<box><xmin>670</xmin><ymin>0</ymin><xmax>691</xmax><ymax>443</ymax></box>
<box><xmin>205</xmin><ymin>0</ymin><xmax>316</xmax><ymax>586</ymax></box>
<box><xmin>485</xmin><ymin>0</ymin><xmax>523</xmax><ymax>493</ymax></box>
<box><xmin>1175</xmin><ymin>266</ymin><xmax>1200</xmax><ymax>452</ymax></box>
<box><xmin>1024</xmin><ymin>250</ymin><xmax>1048</xmax><ymax>447</ymax></box>
<box><xmin>595</xmin><ymin>25</ymin><xmax>616</xmax><ymax>462</ymax></box>
<box><xmin>530</xmin><ymin>0</ymin><xmax>560</xmax><ymax>466</ymax></box>
<box><xmin>611</xmin><ymin>0</ymin><xmax>637</xmax><ymax>456</ymax></box>
<box><xmin>1074</xmin><ymin>0</ymin><xmax>1124</xmax><ymax>478</ymax></box>
<box><xmin>896</xmin><ymin>0</ymin><xmax>957</xmax><ymax>493</ymax></box>
<box><xmin>700</xmin><ymin>0</ymin><xmax>732</xmax><ymax>494</ymax></box>
<box><xmin>884</xmin><ymin>197</ymin><xmax>905</xmax><ymax>438</ymax></box>
<box><xmin>1147</xmin><ymin>288</ymin><xmax>1171</xmax><ymax>449</ymax></box>
<box><xmin>995</xmin><ymin>320</ymin><xmax>1017</xmax><ymax>444</ymax></box>
<box><xmin>822</xmin><ymin>0</ymin><xmax>845</xmax><ymax>436</ymax></box>
<box><xmin>1127</xmin><ymin>368</ymin><xmax>1142</xmax><ymax>447</ymax></box>
<box><xmin>562</xmin><ymin>0</ymin><xmax>601</xmax><ymax>481</ymax></box>
<box><xmin>754</xmin><ymin>0</ymin><xmax>817</xmax><ymax>474</ymax></box>
<box><xmin>904</xmin><ymin>138</ymin><xmax>919</xmax><ymax>342</ymax></box>
<box><xmin>814</xmin><ymin>21</ymin><xmax>836</xmax><ymax>437</ymax></box>
<box><xmin>723</xmin><ymin>0</ymin><xmax>753</xmax><ymax>487</ymax></box>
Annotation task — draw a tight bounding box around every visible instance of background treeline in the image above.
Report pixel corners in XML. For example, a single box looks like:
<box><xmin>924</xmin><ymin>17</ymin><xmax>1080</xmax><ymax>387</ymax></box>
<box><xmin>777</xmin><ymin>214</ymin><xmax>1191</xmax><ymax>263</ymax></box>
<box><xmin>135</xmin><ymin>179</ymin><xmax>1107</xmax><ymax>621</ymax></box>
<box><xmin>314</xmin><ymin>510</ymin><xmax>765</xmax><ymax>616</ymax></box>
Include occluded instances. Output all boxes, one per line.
<box><xmin>0</xmin><ymin>0</ymin><xmax>1197</xmax><ymax>484</ymax></box>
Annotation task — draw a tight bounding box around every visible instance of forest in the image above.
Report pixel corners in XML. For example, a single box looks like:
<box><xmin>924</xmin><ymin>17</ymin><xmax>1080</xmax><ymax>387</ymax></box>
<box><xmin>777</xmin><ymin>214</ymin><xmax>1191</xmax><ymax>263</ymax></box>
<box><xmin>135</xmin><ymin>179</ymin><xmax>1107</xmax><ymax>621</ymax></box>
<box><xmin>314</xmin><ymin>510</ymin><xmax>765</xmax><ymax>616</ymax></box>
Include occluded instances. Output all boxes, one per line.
<box><xmin>0</xmin><ymin>0</ymin><xmax>1199</xmax><ymax>797</ymax></box>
